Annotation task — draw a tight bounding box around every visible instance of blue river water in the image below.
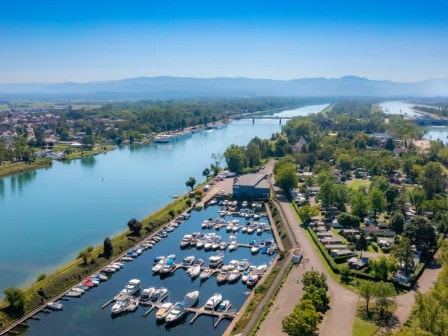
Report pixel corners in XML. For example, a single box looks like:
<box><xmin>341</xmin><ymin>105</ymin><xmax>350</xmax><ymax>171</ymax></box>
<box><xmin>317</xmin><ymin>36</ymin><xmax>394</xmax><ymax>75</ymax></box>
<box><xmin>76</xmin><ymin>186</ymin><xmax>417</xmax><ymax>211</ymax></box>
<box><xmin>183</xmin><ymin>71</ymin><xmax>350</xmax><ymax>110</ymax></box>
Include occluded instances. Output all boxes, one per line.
<box><xmin>0</xmin><ymin>103</ymin><xmax>328</xmax><ymax>293</ymax></box>
<box><xmin>22</xmin><ymin>206</ymin><xmax>275</xmax><ymax>336</ymax></box>
<box><xmin>379</xmin><ymin>101</ymin><xmax>448</xmax><ymax>143</ymax></box>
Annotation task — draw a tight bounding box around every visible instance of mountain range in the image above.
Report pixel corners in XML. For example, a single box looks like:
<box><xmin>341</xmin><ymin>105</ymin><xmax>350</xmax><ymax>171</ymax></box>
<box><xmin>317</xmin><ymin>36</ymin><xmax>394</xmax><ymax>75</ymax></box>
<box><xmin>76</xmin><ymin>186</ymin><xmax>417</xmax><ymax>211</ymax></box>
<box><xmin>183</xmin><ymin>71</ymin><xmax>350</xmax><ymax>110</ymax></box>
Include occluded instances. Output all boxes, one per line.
<box><xmin>0</xmin><ymin>76</ymin><xmax>447</xmax><ymax>98</ymax></box>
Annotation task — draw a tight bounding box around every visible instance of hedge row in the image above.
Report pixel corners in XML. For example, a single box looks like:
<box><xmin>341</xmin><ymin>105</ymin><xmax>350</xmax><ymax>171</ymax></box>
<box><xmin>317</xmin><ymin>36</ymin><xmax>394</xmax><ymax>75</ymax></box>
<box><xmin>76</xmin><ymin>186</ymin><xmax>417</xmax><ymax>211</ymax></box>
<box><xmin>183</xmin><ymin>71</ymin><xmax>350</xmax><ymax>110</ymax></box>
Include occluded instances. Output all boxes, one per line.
<box><xmin>307</xmin><ymin>228</ymin><xmax>341</xmax><ymax>273</ymax></box>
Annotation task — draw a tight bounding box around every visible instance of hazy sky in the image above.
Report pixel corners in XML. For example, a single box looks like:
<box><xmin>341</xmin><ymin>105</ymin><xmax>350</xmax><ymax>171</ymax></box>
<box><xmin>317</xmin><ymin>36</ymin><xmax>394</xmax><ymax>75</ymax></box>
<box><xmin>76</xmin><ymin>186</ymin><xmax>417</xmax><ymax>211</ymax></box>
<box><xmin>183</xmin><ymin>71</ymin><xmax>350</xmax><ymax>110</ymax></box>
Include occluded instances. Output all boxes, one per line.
<box><xmin>0</xmin><ymin>0</ymin><xmax>447</xmax><ymax>83</ymax></box>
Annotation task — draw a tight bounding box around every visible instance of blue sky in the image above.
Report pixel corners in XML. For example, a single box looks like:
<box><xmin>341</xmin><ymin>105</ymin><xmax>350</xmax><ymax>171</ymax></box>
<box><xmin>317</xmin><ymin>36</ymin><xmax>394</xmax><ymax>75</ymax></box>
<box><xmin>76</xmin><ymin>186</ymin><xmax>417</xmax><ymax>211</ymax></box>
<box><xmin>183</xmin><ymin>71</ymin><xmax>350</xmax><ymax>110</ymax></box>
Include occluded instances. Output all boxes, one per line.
<box><xmin>0</xmin><ymin>0</ymin><xmax>447</xmax><ymax>83</ymax></box>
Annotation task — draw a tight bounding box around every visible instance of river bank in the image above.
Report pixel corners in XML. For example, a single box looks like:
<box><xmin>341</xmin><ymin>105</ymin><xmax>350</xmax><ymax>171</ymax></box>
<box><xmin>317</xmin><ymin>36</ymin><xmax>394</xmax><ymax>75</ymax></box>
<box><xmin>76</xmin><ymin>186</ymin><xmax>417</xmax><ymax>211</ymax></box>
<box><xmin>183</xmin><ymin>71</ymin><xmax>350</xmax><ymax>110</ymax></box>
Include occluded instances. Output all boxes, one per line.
<box><xmin>0</xmin><ymin>159</ymin><xmax>52</xmax><ymax>179</ymax></box>
<box><xmin>0</xmin><ymin>188</ymin><xmax>194</xmax><ymax>332</ymax></box>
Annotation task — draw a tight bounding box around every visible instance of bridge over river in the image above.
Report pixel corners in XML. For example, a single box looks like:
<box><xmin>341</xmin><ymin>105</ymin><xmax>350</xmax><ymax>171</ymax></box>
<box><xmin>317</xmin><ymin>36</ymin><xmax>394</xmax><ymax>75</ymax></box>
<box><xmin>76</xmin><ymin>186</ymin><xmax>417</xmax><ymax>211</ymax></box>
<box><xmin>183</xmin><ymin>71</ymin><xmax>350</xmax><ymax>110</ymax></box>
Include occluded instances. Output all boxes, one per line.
<box><xmin>233</xmin><ymin>115</ymin><xmax>293</xmax><ymax>124</ymax></box>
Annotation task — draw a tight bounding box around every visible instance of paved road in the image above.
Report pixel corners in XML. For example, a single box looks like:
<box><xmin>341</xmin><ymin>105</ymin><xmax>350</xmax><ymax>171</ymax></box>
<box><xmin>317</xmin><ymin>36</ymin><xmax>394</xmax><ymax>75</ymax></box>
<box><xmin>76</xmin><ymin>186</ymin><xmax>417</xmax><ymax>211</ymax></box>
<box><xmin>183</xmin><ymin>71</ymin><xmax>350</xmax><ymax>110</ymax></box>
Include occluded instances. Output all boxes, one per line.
<box><xmin>257</xmin><ymin>263</ymin><xmax>307</xmax><ymax>335</ymax></box>
<box><xmin>258</xmin><ymin>179</ymin><xmax>358</xmax><ymax>336</ymax></box>
<box><xmin>393</xmin><ymin>254</ymin><xmax>444</xmax><ymax>328</ymax></box>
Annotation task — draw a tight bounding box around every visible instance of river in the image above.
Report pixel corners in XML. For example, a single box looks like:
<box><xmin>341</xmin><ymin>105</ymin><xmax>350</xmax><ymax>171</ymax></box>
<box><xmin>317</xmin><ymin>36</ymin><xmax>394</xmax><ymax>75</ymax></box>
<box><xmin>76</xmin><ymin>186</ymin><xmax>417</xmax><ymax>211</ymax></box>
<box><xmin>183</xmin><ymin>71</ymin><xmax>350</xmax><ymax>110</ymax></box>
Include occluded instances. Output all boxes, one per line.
<box><xmin>379</xmin><ymin>101</ymin><xmax>448</xmax><ymax>143</ymax></box>
<box><xmin>0</xmin><ymin>103</ymin><xmax>328</xmax><ymax>293</ymax></box>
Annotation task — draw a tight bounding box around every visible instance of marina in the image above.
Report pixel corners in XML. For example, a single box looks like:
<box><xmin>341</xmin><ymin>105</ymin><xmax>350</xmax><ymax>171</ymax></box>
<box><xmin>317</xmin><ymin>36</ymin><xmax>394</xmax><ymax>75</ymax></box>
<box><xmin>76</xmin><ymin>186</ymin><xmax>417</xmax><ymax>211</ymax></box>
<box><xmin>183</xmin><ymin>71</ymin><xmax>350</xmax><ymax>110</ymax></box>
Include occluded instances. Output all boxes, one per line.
<box><xmin>9</xmin><ymin>203</ymin><xmax>277</xmax><ymax>335</ymax></box>
<box><xmin>0</xmin><ymin>104</ymin><xmax>328</xmax><ymax>294</ymax></box>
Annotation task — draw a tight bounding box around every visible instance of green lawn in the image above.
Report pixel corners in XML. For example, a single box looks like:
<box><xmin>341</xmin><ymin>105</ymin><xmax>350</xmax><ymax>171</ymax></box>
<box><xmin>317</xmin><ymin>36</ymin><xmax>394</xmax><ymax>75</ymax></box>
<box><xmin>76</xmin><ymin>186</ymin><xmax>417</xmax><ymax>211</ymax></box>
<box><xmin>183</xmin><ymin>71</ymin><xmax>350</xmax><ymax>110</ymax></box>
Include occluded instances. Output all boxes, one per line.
<box><xmin>352</xmin><ymin>316</ymin><xmax>380</xmax><ymax>336</ymax></box>
<box><xmin>349</xmin><ymin>179</ymin><xmax>371</xmax><ymax>191</ymax></box>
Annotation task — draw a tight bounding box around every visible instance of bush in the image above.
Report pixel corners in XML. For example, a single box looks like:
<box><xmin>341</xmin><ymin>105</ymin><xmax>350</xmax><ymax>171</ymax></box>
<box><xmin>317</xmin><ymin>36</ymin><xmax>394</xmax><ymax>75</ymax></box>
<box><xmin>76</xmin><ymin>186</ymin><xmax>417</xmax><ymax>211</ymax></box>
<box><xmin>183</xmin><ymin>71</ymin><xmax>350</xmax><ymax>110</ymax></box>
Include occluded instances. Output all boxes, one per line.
<box><xmin>36</xmin><ymin>274</ymin><xmax>46</xmax><ymax>283</ymax></box>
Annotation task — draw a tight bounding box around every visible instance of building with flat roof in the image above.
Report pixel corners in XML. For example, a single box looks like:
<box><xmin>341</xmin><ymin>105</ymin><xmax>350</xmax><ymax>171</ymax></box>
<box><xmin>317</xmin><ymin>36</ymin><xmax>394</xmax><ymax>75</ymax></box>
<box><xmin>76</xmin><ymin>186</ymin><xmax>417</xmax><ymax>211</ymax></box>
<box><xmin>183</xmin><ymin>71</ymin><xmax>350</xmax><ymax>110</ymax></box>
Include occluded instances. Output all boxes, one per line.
<box><xmin>233</xmin><ymin>173</ymin><xmax>270</xmax><ymax>198</ymax></box>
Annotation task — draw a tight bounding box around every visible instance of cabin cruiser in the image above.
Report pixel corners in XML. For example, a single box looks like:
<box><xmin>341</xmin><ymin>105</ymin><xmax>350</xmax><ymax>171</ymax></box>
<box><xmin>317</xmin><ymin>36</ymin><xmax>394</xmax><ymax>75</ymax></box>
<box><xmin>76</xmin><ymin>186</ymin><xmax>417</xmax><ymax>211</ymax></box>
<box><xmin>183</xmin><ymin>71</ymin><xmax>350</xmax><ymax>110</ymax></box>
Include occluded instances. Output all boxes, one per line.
<box><xmin>228</xmin><ymin>270</ymin><xmax>241</xmax><ymax>282</ymax></box>
<box><xmin>196</xmin><ymin>239</ymin><xmax>205</xmax><ymax>249</ymax></box>
<box><xmin>246</xmin><ymin>274</ymin><xmax>259</xmax><ymax>287</ymax></box>
<box><xmin>204</xmin><ymin>241</ymin><xmax>213</xmax><ymax>250</ymax></box>
<box><xmin>204</xmin><ymin>293</ymin><xmax>222</xmax><ymax>311</ymax></box>
<box><xmin>140</xmin><ymin>287</ymin><xmax>156</xmax><ymax>305</ymax></box>
<box><xmin>219</xmin><ymin>242</ymin><xmax>227</xmax><ymax>250</ymax></box>
<box><xmin>127</xmin><ymin>298</ymin><xmax>139</xmax><ymax>312</ymax></box>
<box><xmin>152</xmin><ymin>260</ymin><xmax>165</xmax><ymax>273</ymax></box>
<box><xmin>238</xmin><ymin>259</ymin><xmax>250</xmax><ymax>271</ymax></box>
<box><xmin>189</xmin><ymin>265</ymin><xmax>202</xmax><ymax>278</ymax></box>
<box><xmin>150</xmin><ymin>287</ymin><xmax>168</xmax><ymax>303</ymax></box>
<box><xmin>121</xmin><ymin>279</ymin><xmax>141</xmax><ymax>296</ymax></box>
<box><xmin>183</xmin><ymin>290</ymin><xmax>199</xmax><ymax>307</ymax></box>
<box><xmin>256</xmin><ymin>264</ymin><xmax>268</xmax><ymax>274</ymax></box>
<box><xmin>227</xmin><ymin>260</ymin><xmax>240</xmax><ymax>270</ymax></box>
<box><xmin>159</xmin><ymin>262</ymin><xmax>175</xmax><ymax>275</ymax></box>
<box><xmin>217</xmin><ymin>300</ymin><xmax>231</xmax><ymax>312</ymax></box>
<box><xmin>111</xmin><ymin>298</ymin><xmax>131</xmax><ymax>315</ymax></box>
<box><xmin>180</xmin><ymin>235</ymin><xmax>191</xmax><ymax>248</ymax></box>
<box><xmin>183</xmin><ymin>256</ymin><xmax>195</xmax><ymax>266</ymax></box>
<box><xmin>65</xmin><ymin>290</ymin><xmax>82</xmax><ymax>298</ymax></box>
<box><xmin>200</xmin><ymin>267</ymin><xmax>213</xmax><ymax>280</ymax></box>
<box><xmin>217</xmin><ymin>269</ymin><xmax>230</xmax><ymax>283</ymax></box>
<box><xmin>47</xmin><ymin>301</ymin><xmax>63</xmax><ymax>311</ymax></box>
<box><xmin>229</xmin><ymin>242</ymin><xmax>237</xmax><ymax>251</ymax></box>
<box><xmin>209</xmin><ymin>255</ymin><xmax>224</xmax><ymax>268</ymax></box>
<box><xmin>165</xmin><ymin>302</ymin><xmax>187</xmax><ymax>324</ymax></box>
<box><xmin>156</xmin><ymin>302</ymin><xmax>173</xmax><ymax>321</ymax></box>
<box><xmin>212</xmin><ymin>241</ymin><xmax>220</xmax><ymax>250</ymax></box>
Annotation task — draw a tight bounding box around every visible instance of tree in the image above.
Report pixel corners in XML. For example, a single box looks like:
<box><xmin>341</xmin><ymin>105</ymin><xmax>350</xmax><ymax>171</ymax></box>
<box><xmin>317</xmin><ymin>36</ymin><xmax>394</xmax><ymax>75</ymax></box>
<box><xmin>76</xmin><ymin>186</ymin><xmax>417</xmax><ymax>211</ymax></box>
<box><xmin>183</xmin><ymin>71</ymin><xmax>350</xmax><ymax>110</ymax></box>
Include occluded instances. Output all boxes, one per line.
<box><xmin>224</xmin><ymin>144</ymin><xmax>246</xmax><ymax>173</ymax></box>
<box><xmin>275</xmin><ymin>162</ymin><xmax>298</xmax><ymax>195</ymax></box>
<box><xmin>319</xmin><ymin>180</ymin><xmax>334</xmax><ymax>210</ymax></box>
<box><xmin>77</xmin><ymin>248</ymin><xmax>92</xmax><ymax>265</ymax></box>
<box><xmin>246</xmin><ymin>142</ymin><xmax>262</xmax><ymax>167</ymax></box>
<box><xmin>81</xmin><ymin>135</ymin><xmax>95</xmax><ymax>149</ymax></box>
<box><xmin>351</xmin><ymin>191</ymin><xmax>369</xmax><ymax>219</ymax></box>
<box><xmin>371</xmin><ymin>176</ymin><xmax>390</xmax><ymax>192</ymax></box>
<box><xmin>355</xmin><ymin>231</ymin><xmax>368</xmax><ymax>253</ymax></box>
<box><xmin>370</xmin><ymin>256</ymin><xmax>390</xmax><ymax>281</ymax></box>
<box><xmin>202</xmin><ymin>168</ymin><xmax>211</xmax><ymax>179</ymax></box>
<box><xmin>359</xmin><ymin>281</ymin><xmax>376</xmax><ymax>314</ymax></box>
<box><xmin>302</xmin><ymin>284</ymin><xmax>329</xmax><ymax>313</ymax></box>
<box><xmin>374</xmin><ymin>281</ymin><xmax>395</xmax><ymax>317</ymax></box>
<box><xmin>419</xmin><ymin>162</ymin><xmax>446</xmax><ymax>198</ymax></box>
<box><xmin>282</xmin><ymin>299</ymin><xmax>319</xmax><ymax>336</ymax></box>
<box><xmin>408</xmin><ymin>188</ymin><xmax>426</xmax><ymax>213</ymax></box>
<box><xmin>127</xmin><ymin>218</ymin><xmax>142</xmax><ymax>235</ymax></box>
<box><xmin>337</xmin><ymin>212</ymin><xmax>360</xmax><ymax>228</ymax></box>
<box><xmin>369</xmin><ymin>187</ymin><xmax>386</xmax><ymax>219</ymax></box>
<box><xmin>392</xmin><ymin>237</ymin><xmax>415</xmax><ymax>273</ymax></box>
<box><xmin>385</xmin><ymin>138</ymin><xmax>395</xmax><ymax>151</ymax></box>
<box><xmin>389</xmin><ymin>211</ymin><xmax>405</xmax><ymax>234</ymax></box>
<box><xmin>340</xmin><ymin>265</ymin><xmax>352</xmax><ymax>284</ymax></box>
<box><xmin>103</xmin><ymin>237</ymin><xmax>113</xmax><ymax>258</ymax></box>
<box><xmin>302</xmin><ymin>270</ymin><xmax>328</xmax><ymax>291</ymax></box>
<box><xmin>3</xmin><ymin>288</ymin><xmax>26</xmax><ymax>314</ymax></box>
<box><xmin>338</xmin><ymin>154</ymin><xmax>352</xmax><ymax>172</ymax></box>
<box><xmin>185</xmin><ymin>177</ymin><xmax>196</xmax><ymax>191</ymax></box>
<box><xmin>403</xmin><ymin>216</ymin><xmax>437</xmax><ymax>257</ymax></box>
<box><xmin>385</xmin><ymin>186</ymin><xmax>399</xmax><ymax>211</ymax></box>
<box><xmin>297</xmin><ymin>205</ymin><xmax>319</xmax><ymax>226</ymax></box>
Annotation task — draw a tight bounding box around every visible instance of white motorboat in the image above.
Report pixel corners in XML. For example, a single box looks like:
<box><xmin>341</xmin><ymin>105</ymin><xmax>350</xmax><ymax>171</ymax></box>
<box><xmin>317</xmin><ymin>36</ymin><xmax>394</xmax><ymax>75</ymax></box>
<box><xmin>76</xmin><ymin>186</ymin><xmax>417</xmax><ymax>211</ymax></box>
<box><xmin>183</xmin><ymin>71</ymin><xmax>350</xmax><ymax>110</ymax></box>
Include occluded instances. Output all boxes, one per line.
<box><xmin>127</xmin><ymin>298</ymin><xmax>139</xmax><ymax>312</ymax></box>
<box><xmin>47</xmin><ymin>301</ymin><xmax>63</xmax><ymax>311</ymax></box>
<box><xmin>251</xmin><ymin>245</ymin><xmax>260</xmax><ymax>254</ymax></box>
<box><xmin>217</xmin><ymin>299</ymin><xmax>231</xmax><ymax>312</ymax></box>
<box><xmin>183</xmin><ymin>256</ymin><xmax>195</xmax><ymax>266</ymax></box>
<box><xmin>217</xmin><ymin>269</ymin><xmax>230</xmax><ymax>283</ymax></box>
<box><xmin>209</xmin><ymin>255</ymin><xmax>224</xmax><ymax>268</ymax></box>
<box><xmin>152</xmin><ymin>260</ymin><xmax>165</xmax><ymax>273</ymax></box>
<box><xmin>219</xmin><ymin>242</ymin><xmax>227</xmax><ymax>250</ymax></box>
<box><xmin>238</xmin><ymin>259</ymin><xmax>250</xmax><ymax>271</ymax></box>
<box><xmin>184</xmin><ymin>290</ymin><xmax>199</xmax><ymax>307</ymax></box>
<box><xmin>140</xmin><ymin>287</ymin><xmax>156</xmax><ymax>305</ymax></box>
<box><xmin>65</xmin><ymin>290</ymin><xmax>82</xmax><ymax>298</ymax></box>
<box><xmin>246</xmin><ymin>274</ymin><xmax>259</xmax><ymax>287</ymax></box>
<box><xmin>150</xmin><ymin>287</ymin><xmax>168</xmax><ymax>303</ymax></box>
<box><xmin>156</xmin><ymin>302</ymin><xmax>173</xmax><ymax>321</ymax></box>
<box><xmin>121</xmin><ymin>279</ymin><xmax>141</xmax><ymax>296</ymax></box>
<box><xmin>228</xmin><ymin>270</ymin><xmax>241</xmax><ymax>282</ymax></box>
<box><xmin>229</xmin><ymin>243</ymin><xmax>237</xmax><ymax>251</ymax></box>
<box><xmin>200</xmin><ymin>267</ymin><xmax>213</xmax><ymax>280</ymax></box>
<box><xmin>212</xmin><ymin>242</ymin><xmax>220</xmax><ymax>250</ymax></box>
<box><xmin>111</xmin><ymin>299</ymin><xmax>130</xmax><ymax>315</ymax></box>
<box><xmin>165</xmin><ymin>302</ymin><xmax>187</xmax><ymax>324</ymax></box>
<box><xmin>204</xmin><ymin>242</ymin><xmax>213</xmax><ymax>250</ymax></box>
<box><xmin>189</xmin><ymin>265</ymin><xmax>201</xmax><ymax>278</ymax></box>
<box><xmin>204</xmin><ymin>293</ymin><xmax>222</xmax><ymax>311</ymax></box>
<box><xmin>247</xmin><ymin>227</ymin><xmax>255</xmax><ymax>234</ymax></box>
<box><xmin>256</xmin><ymin>264</ymin><xmax>268</xmax><ymax>274</ymax></box>
<box><xmin>196</xmin><ymin>240</ymin><xmax>205</xmax><ymax>249</ymax></box>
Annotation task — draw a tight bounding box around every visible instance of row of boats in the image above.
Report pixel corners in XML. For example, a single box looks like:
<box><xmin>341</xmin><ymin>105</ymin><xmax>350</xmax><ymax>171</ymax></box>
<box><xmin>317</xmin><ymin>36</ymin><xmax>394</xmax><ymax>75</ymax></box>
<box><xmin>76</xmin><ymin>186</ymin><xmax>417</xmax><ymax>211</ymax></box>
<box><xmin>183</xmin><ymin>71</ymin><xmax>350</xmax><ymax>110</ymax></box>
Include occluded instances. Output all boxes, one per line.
<box><xmin>110</xmin><ymin>280</ymin><xmax>232</xmax><ymax>325</ymax></box>
<box><xmin>180</xmin><ymin>232</ymin><xmax>278</xmax><ymax>255</ymax></box>
<box><xmin>152</xmin><ymin>254</ymin><xmax>268</xmax><ymax>286</ymax></box>
<box><xmin>201</xmin><ymin>218</ymin><xmax>270</xmax><ymax>234</ymax></box>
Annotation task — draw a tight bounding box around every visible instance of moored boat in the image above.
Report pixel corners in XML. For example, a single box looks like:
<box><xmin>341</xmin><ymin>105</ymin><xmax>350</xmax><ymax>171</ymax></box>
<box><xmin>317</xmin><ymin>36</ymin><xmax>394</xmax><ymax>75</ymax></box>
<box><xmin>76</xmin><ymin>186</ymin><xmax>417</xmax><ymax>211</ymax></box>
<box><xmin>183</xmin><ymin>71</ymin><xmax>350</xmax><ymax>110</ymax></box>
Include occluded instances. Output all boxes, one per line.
<box><xmin>204</xmin><ymin>293</ymin><xmax>222</xmax><ymax>311</ymax></box>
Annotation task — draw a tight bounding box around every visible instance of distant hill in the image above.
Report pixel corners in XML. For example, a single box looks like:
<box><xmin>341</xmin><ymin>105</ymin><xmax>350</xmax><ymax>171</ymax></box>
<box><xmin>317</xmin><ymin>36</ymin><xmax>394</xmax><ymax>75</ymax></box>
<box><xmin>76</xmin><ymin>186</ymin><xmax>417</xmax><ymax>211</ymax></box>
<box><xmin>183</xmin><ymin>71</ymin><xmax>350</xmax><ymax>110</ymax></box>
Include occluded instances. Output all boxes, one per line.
<box><xmin>0</xmin><ymin>76</ymin><xmax>447</xmax><ymax>98</ymax></box>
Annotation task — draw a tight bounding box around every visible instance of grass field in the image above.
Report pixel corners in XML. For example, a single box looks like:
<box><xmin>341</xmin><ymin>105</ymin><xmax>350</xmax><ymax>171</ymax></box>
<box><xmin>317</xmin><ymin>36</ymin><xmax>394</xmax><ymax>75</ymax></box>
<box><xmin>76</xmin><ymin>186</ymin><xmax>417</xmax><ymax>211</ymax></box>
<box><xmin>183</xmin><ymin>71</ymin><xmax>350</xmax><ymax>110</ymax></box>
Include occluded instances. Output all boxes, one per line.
<box><xmin>348</xmin><ymin>179</ymin><xmax>371</xmax><ymax>191</ymax></box>
<box><xmin>0</xmin><ymin>159</ymin><xmax>52</xmax><ymax>179</ymax></box>
<box><xmin>352</xmin><ymin>316</ymin><xmax>380</xmax><ymax>336</ymax></box>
